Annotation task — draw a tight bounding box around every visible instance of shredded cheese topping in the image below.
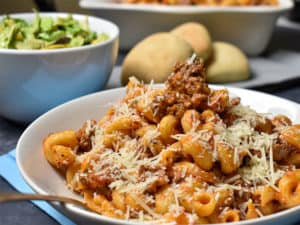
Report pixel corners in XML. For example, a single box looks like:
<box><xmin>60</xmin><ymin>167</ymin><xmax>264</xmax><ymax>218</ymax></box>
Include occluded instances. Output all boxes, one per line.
<box><xmin>59</xmin><ymin>77</ymin><xmax>298</xmax><ymax>224</ymax></box>
<box><xmin>214</xmin><ymin>105</ymin><xmax>285</xmax><ymax>190</ymax></box>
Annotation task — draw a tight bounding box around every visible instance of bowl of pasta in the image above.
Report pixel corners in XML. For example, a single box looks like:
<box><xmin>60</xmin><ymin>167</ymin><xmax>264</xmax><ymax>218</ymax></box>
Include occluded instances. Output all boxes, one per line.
<box><xmin>80</xmin><ymin>0</ymin><xmax>293</xmax><ymax>56</ymax></box>
<box><xmin>0</xmin><ymin>12</ymin><xmax>119</xmax><ymax>123</ymax></box>
<box><xmin>17</xmin><ymin>59</ymin><xmax>300</xmax><ymax>225</ymax></box>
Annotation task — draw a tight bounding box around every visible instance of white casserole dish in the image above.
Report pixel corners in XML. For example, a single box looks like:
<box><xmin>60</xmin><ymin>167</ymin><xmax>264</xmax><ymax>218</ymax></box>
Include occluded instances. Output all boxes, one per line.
<box><xmin>80</xmin><ymin>0</ymin><xmax>293</xmax><ymax>56</ymax></box>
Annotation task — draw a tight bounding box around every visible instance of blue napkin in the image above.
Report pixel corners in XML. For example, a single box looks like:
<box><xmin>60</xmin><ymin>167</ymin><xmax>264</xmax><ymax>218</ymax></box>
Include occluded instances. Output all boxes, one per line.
<box><xmin>0</xmin><ymin>149</ymin><xmax>77</xmax><ymax>225</ymax></box>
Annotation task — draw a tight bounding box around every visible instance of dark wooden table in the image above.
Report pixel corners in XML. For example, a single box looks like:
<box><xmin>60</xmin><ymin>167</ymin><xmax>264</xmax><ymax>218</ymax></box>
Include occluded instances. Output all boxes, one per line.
<box><xmin>0</xmin><ymin>23</ymin><xmax>300</xmax><ymax>225</ymax></box>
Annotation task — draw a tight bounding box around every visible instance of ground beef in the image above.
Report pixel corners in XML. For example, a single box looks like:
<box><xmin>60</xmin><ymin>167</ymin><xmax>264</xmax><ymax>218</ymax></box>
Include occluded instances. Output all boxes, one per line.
<box><xmin>229</xmin><ymin>97</ymin><xmax>241</xmax><ymax>107</ymax></box>
<box><xmin>166</xmin><ymin>60</ymin><xmax>209</xmax><ymax>95</ymax></box>
<box><xmin>271</xmin><ymin>115</ymin><xmax>292</xmax><ymax>131</ymax></box>
<box><xmin>272</xmin><ymin>138</ymin><xmax>295</xmax><ymax>162</ymax></box>
<box><xmin>75</xmin><ymin>120</ymin><xmax>97</xmax><ymax>153</ymax></box>
<box><xmin>150</xmin><ymin>59</ymin><xmax>212</xmax><ymax>119</ymax></box>
<box><xmin>81</xmin><ymin>172</ymin><xmax>114</xmax><ymax>190</ymax></box>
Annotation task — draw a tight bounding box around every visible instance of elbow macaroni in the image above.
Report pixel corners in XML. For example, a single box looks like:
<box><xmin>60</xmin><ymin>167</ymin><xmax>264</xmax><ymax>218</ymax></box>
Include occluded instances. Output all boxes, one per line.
<box><xmin>220</xmin><ymin>209</ymin><xmax>240</xmax><ymax>223</ymax></box>
<box><xmin>216</xmin><ymin>142</ymin><xmax>237</xmax><ymax>174</ymax></box>
<box><xmin>180</xmin><ymin>134</ymin><xmax>214</xmax><ymax>171</ymax></box>
<box><xmin>43</xmin><ymin>70</ymin><xmax>300</xmax><ymax>224</ymax></box>
<box><xmin>192</xmin><ymin>192</ymin><xmax>216</xmax><ymax>217</ymax></box>
<box><xmin>43</xmin><ymin>130</ymin><xmax>77</xmax><ymax>170</ymax></box>
<box><xmin>278</xmin><ymin>170</ymin><xmax>300</xmax><ymax>208</ymax></box>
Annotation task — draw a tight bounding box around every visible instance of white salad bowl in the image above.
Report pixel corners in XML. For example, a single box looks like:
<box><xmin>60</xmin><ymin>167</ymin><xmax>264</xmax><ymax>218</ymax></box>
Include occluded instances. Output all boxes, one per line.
<box><xmin>80</xmin><ymin>0</ymin><xmax>293</xmax><ymax>56</ymax></box>
<box><xmin>16</xmin><ymin>85</ymin><xmax>300</xmax><ymax>225</ymax></box>
<box><xmin>0</xmin><ymin>12</ymin><xmax>119</xmax><ymax>123</ymax></box>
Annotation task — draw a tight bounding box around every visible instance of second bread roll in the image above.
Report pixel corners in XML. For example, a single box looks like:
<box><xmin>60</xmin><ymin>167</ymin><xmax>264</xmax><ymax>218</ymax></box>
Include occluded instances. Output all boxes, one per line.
<box><xmin>171</xmin><ymin>22</ymin><xmax>212</xmax><ymax>62</ymax></box>
<box><xmin>206</xmin><ymin>42</ymin><xmax>250</xmax><ymax>83</ymax></box>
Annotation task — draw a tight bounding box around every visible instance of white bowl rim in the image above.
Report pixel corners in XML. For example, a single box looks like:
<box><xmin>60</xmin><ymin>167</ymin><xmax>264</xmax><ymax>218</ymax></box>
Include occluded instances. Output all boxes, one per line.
<box><xmin>80</xmin><ymin>0</ymin><xmax>293</xmax><ymax>14</ymax></box>
<box><xmin>0</xmin><ymin>12</ymin><xmax>119</xmax><ymax>55</ymax></box>
<box><xmin>16</xmin><ymin>84</ymin><xmax>300</xmax><ymax>225</ymax></box>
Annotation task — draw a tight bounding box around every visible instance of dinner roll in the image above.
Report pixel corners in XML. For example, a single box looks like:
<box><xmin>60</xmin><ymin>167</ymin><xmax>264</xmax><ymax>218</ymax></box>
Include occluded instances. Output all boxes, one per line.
<box><xmin>206</xmin><ymin>42</ymin><xmax>250</xmax><ymax>83</ymax></box>
<box><xmin>121</xmin><ymin>32</ymin><xmax>193</xmax><ymax>85</ymax></box>
<box><xmin>171</xmin><ymin>22</ymin><xmax>212</xmax><ymax>62</ymax></box>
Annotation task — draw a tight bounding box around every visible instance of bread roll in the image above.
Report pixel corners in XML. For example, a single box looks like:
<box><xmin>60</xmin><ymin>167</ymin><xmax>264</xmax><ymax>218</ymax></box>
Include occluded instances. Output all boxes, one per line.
<box><xmin>206</xmin><ymin>42</ymin><xmax>250</xmax><ymax>83</ymax></box>
<box><xmin>121</xmin><ymin>32</ymin><xmax>193</xmax><ymax>85</ymax></box>
<box><xmin>171</xmin><ymin>22</ymin><xmax>212</xmax><ymax>62</ymax></box>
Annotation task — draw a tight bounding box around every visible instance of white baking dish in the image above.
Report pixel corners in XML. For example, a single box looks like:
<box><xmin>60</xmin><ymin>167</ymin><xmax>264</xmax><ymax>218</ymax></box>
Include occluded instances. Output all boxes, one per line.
<box><xmin>80</xmin><ymin>0</ymin><xmax>293</xmax><ymax>56</ymax></box>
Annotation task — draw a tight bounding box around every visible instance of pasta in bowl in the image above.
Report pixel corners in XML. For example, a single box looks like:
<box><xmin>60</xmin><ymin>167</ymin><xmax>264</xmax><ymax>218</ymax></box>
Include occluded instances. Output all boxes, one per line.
<box><xmin>17</xmin><ymin>59</ymin><xmax>300</xmax><ymax>225</ymax></box>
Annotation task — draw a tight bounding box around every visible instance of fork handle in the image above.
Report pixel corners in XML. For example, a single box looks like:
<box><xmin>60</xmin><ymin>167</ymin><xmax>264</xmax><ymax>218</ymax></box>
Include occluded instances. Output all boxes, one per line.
<box><xmin>0</xmin><ymin>193</ymin><xmax>86</xmax><ymax>208</ymax></box>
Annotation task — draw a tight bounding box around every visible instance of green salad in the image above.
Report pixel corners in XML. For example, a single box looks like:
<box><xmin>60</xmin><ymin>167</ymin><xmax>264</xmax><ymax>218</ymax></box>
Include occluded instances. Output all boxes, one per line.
<box><xmin>0</xmin><ymin>13</ymin><xmax>110</xmax><ymax>50</ymax></box>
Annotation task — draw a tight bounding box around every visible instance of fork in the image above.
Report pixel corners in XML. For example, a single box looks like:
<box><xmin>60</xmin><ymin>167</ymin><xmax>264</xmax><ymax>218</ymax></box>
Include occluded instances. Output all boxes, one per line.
<box><xmin>0</xmin><ymin>192</ymin><xmax>87</xmax><ymax>209</ymax></box>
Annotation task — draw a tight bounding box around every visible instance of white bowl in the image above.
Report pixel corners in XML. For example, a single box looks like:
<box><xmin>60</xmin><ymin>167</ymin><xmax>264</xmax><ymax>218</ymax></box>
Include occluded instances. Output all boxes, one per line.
<box><xmin>80</xmin><ymin>0</ymin><xmax>293</xmax><ymax>56</ymax></box>
<box><xmin>16</xmin><ymin>85</ymin><xmax>300</xmax><ymax>225</ymax></box>
<box><xmin>0</xmin><ymin>13</ymin><xmax>119</xmax><ymax>123</ymax></box>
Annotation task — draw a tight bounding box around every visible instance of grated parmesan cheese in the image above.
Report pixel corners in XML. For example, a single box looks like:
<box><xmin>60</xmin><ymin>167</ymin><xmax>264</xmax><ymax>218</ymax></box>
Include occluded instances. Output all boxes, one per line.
<box><xmin>229</xmin><ymin>104</ymin><xmax>267</xmax><ymax>126</ymax></box>
<box><xmin>131</xmin><ymin>194</ymin><xmax>161</xmax><ymax>219</ymax></box>
<box><xmin>187</xmin><ymin>53</ymin><xmax>197</xmax><ymax>65</ymax></box>
<box><xmin>69</xmin><ymin>76</ymin><xmax>297</xmax><ymax>222</ymax></box>
<box><xmin>213</xmin><ymin>108</ymin><xmax>285</xmax><ymax>191</ymax></box>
